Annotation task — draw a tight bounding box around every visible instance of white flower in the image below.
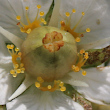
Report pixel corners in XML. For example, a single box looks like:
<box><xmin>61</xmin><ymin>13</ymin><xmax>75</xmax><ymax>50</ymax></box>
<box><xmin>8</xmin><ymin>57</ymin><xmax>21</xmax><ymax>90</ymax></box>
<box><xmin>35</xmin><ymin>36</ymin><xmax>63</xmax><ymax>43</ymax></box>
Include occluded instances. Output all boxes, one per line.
<box><xmin>0</xmin><ymin>0</ymin><xmax>110</xmax><ymax>110</ymax></box>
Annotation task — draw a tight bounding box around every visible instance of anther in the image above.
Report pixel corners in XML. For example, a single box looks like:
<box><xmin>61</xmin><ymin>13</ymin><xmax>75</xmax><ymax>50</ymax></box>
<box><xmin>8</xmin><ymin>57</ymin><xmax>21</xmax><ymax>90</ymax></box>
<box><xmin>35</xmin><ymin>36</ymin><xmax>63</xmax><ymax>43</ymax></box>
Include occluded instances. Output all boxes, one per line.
<box><xmin>16</xmin><ymin>16</ymin><xmax>21</xmax><ymax>20</ymax></box>
<box><xmin>82</xmin><ymin>12</ymin><xmax>85</xmax><ymax>16</ymax></box>
<box><xmin>65</xmin><ymin>12</ymin><xmax>70</xmax><ymax>17</ymax></box>
<box><xmin>47</xmin><ymin>85</ymin><xmax>52</xmax><ymax>89</ymax></box>
<box><xmin>82</xmin><ymin>71</ymin><xmax>87</xmax><ymax>76</ymax></box>
<box><xmin>25</xmin><ymin>6</ymin><xmax>29</xmax><ymax>11</ymax></box>
<box><xmin>37</xmin><ymin>5</ymin><xmax>41</xmax><ymax>9</ymax></box>
<box><xmin>75</xmin><ymin>37</ymin><xmax>81</xmax><ymax>42</ymax></box>
<box><xmin>86</xmin><ymin>28</ymin><xmax>91</xmax><ymax>32</ymax></box>
<box><xmin>72</xmin><ymin>9</ymin><xmax>76</xmax><ymax>13</ymax></box>
<box><xmin>60</xmin><ymin>86</ymin><xmax>66</xmax><ymax>92</ymax></box>
<box><xmin>40</xmin><ymin>11</ymin><xmax>44</xmax><ymax>16</ymax></box>
<box><xmin>35</xmin><ymin>82</ymin><xmax>40</xmax><ymax>88</ymax></box>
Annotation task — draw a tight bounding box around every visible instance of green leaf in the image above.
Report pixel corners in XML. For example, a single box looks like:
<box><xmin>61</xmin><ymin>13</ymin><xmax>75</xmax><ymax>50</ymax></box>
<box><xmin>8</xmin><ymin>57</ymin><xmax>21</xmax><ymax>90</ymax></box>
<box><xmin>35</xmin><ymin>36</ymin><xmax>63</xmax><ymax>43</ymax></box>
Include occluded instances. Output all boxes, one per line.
<box><xmin>45</xmin><ymin>0</ymin><xmax>54</xmax><ymax>25</ymax></box>
<box><xmin>83</xmin><ymin>45</ymin><xmax>110</xmax><ymax>68</ymax></box>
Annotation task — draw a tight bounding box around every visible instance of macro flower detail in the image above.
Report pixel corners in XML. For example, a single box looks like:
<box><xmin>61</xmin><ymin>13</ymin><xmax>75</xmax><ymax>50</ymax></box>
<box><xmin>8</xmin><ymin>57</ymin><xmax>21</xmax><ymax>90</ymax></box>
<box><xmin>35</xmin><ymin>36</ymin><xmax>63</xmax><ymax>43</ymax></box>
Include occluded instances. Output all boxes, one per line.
<box><xmin>0</xmin><ymin>0</ymin><xmax>110</xmax><ymax>110</ymax></box>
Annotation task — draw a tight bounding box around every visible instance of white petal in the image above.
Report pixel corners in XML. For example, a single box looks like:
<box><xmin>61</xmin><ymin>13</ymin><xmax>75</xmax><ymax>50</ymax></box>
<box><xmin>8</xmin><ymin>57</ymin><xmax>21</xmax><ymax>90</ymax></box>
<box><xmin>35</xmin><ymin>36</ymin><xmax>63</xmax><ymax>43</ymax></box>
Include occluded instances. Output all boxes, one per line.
<box><xmin>68</xmin><ymin>67</ymin><xmax>110</xmax><ymax>104</ymax></box>
<box><xmin>9</xmin><ymin>75</ymin><xmax>35</xmax><ymax>101</ymax></box>
<box><xmin>0</xmin><ymin>27</ymin><xmax>23</xmax><ymax>49</ymax></box>
<box><xmin>0</xmin><ymin>57</ymin><xmax>25</xmax><ymax>105</ymax></box>
<box><xmin>60</xmin><ymin>0</ymin><xmax>110</xmax><ymax>45</ymax></box>
<box><xmin>6</xmin><ymin>85</ymin><xmax>84</xmax><ymax>110</ymax></box>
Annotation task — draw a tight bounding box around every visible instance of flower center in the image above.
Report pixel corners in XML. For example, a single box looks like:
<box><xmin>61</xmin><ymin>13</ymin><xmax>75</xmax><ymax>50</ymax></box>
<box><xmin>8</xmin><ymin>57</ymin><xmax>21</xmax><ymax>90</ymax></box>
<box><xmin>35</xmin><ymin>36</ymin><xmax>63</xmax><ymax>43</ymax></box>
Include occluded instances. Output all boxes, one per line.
<box><xmin>21</xmin><ymin>26</ymin><xmax>77</xmax><ymax>82</ymax></box>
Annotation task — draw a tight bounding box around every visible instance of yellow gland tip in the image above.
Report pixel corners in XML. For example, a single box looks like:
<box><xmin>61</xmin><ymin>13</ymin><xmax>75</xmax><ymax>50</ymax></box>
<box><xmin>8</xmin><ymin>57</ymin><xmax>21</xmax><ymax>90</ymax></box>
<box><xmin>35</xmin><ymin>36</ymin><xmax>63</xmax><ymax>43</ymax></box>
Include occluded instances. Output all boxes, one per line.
<box><xmin>16</xmin><ymin>69</ymin><xmax>21</xmax><ymax>73</ymax></box>
<box><xmin>86</xmin><ymin>28</ymin><xmax>91</xmax><ymax>32</ymax></box>
<box><xmin>82</xmin><ymin>71</ymin><xmax>87</xmax><ymax>76</ymax></box>
<box><xmin>47</xmin><ymin>85</ymin><xmax>52</xmax><ymax>89</ymax></box>
<box><xmin>15</xmin><ymin>48</ymin><xmax>19</xmax><ymax>52</ymax></box>
<box><xmin>37</xmin><ymin>5</ymin><xmax>41</xmax><ymax>9</ymax></box>
<box><xmin>59</xmin><ymin>82</ymin><xmax>64</xmax><ymax>87</ymax></box>
<box><xmin>82</xmin><ymin>12</ymin><xmax>85</xmax><ymax>16</ymax></box>
<box><xmin>40</xmin><ymin>11</ymin><xmax>44</xmax><ymax>16</ymax></box>
<box><xmin>16</xmin><ymin>16</ymin><xmax>21</xmax><ymax>20</ymax></box>
<box><xmin>25</xmin><ymin>6</ymin><xmax>29</xmax><ymax>10</ymax></box>
<box><xmin>35</xmin><ymin>82</ymin><xmax>40</xmax><ymax>88</ymax></box>
<box><xmin>60</xmin><ymin>86</ymin><xmax>66</xmax><ymax>92</ymax></box>
<box><xmin>80</xmin><ymin>49</ymin><xmax>85</xmax><ymax>54</ymax></box>
<box><xmin>65</xmin><ymin>12</ymin><xmax>70</xmax><ymax>17</ymax></box>
<box><xmin>10</xmin><ymin>70</ymin><xmax>15</xmax><ymax>74</ymax></box>
<box><xmin>26</xmin><ymin>28</ymin><xmax>31</xmax><ymax>34</ymax></box>
<box><xmin>13</xmin><ymin>74</ymin><xmax>17</xmax><ymax>77</ymax></box>
<box><xmin>75</xmin><ymin>37</ymin><xmax>81</xmax><ymax>42</ymax></box>
<box><xmin>72</xmin><ymin>9</ymin><xmax>76</xmax><ymax>13</ymax></box>
<box><xmin>37</xmin><ymin>77</ymin><xmax>44</xmax><ymax>83</ymax></box>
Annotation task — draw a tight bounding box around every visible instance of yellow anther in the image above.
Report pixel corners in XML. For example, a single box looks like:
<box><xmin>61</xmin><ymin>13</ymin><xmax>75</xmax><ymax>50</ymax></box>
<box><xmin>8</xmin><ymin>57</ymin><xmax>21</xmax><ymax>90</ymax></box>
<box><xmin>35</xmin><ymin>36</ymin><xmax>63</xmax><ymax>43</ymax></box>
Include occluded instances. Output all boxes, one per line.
<box><xmin>37</xmin><ymin>5</ymin><xmax>41</xmax><ymax>9</ymax></box>
<box><xmin>10</xmin><ymin>44</ymin><xmax>14</xmax><ymax>49</ymax></box>
<box><xmin>26</xmin><ymin>28</ymin><xmax>31</xmax><ymax>34</ymax></box>
<box><xmin>13</xmin><ymin>74</ymin><xmax>17</xmax><ymax>77</ymax></box>
<box><xmin>72</xmin><ymin>9</ymin><xmax>76</xmax><ymax>13</ymax></box>
<box><xmin>47</xmin><ymin>85</ymin><xmax>52</xmax><ymax>89</ymax></box>
<box><xmin>74</xmin><ymin>66</ymin><xmax>80</xmax><ymax>72</ymax></box>
<box><xmin>82</xmin><ymin>71</ymin><xmax>87</xmax><ymax>76</ymax></box>
<box><xmin>86</xmin><ymin>28</ymin><xmax>91</xmax><ymax>32</ymax></box>
<box><xmin>40</xmin><ymin>18</ymin><xmax>45</xmax><ymax>22</ymax></box>
<box><xmin>82</xmin><ymin>12</ymin><xmax>85</xmax><ymax>16</ymax></box>
<box><xmin>84</xmin><ymin>55</ymin><xmax>89</xmax><ymax>59</ymax></box>
<box><xmin>20</xmin><ymin>63</ymin><xmax>24</xmax><ymax>67</ymax></box>
<box><xmin>37</xmin><ymin>77</ymin><xmax>44</xmax><ymax>83</ymax></box>
<box><xmin>43</xmin><ymin>21</ymin><xmax>47</xmax><ymax>25</ymax></box>
<box><xmin>21</xmin><ymin>67</ymin><xmax>25</xmax><ymax>71</ymax></box>
<box><xmin>80</xmin><ymin>49</ymin><xmax>85</xmax><ymax>54</ymax></box>
<box><xmin>18</xmin><ymin>52</ymin><xmax>22</xmax><ymax>56</ymax></box>
<box><xmin>40</xmin><ymin>11</ymin><xmax>44</xmax><ymax>16</ymax></box>
<box><xmin>59</xmin><ymin>82</ymin><xmax>64</xmax><ymax>87</ymax></box>
<box><xmin>65</xmin><ymin>12</ymin><xmax>70</xmax><ymax>17</ymax></box>
<box><xmin>7</xmin><ymin>45</ymin><xmax>11</xmax><ymax>49</ymax></box>
<box><xmin>72</xmin><ymin>65</ymin><xmax>75</xmax><ymax>69</ymax></box>
<box><xmin>75</xmin><ymin>37</ymin><xmax>81</xmax><ymax>42</ymax></box>
<box><xmin>35</xmin><ymin>82</ymin><xmax>40</xmax><ymax>88</ymax></box>
<box><xmin>15</xmin><ymin>48</ymin><xmax>19</xmax><ymax>52</ymax></box>
<box><xmin>16</xmin><ymin>16</ymin><xmax>21</xmax><ymax>20</ymax></box>
<box><xmin>16</xmin><ymin>69</ymin><xmax>21</xmax><ymax>73</ymax></box>
<box><xmin>25</xmin><ymin>6</ymin><xmax>29</xmax><ymax>10</ymax></box>
<box><xmin>14</xmin><ymin>64</ymin><xmax>19</xmax><ymax>69</ymax></box>
<box><xmin>10</xmin><ymin>70</ymin><xmax>15</xmax><ymax>74</ymax></box>
<box><xmin>60</xmin><ymin>86</ymin><xmax>66</xmax><ymax>92</ymax></box>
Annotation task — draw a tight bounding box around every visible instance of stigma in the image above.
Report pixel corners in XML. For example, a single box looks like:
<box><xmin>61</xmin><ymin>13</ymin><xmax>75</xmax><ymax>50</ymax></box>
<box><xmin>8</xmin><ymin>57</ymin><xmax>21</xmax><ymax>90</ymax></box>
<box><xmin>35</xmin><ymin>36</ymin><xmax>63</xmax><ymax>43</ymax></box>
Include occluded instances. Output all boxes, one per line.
<box><xmin>16</xmin><ymin>5</ymin><xmax>47</xmax><ymax>34</ymax></box>
<box><xmin>7</xmin><ymin>44</ymin><xmax>25</xmax><ymax>77</ymax></box>
<box><xmin>60</xmin><ymin>9</ymin><xmax>91</xmax><ymax>42</ymax></box>
<box><xmin>72</xmin><ymin>49</ymin><xmax>89</xmax><ymax>76</ymax></box>
<box><xmin>35</xmin><ymin>77</ymin><xmax>66</xmax><ymax>92</ymax></box>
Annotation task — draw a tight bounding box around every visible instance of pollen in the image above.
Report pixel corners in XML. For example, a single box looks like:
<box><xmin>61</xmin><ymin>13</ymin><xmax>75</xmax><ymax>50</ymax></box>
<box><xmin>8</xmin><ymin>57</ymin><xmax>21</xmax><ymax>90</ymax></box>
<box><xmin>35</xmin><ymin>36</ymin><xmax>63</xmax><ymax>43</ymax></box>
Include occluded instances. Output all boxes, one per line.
<box><xmin>60</xmin><ymin>9</ymin><xmax>91</xmax><ymax>42</ymax></box>
<box><xmin>7</xmin><ymin>44</ymin><xmax>25</xmax><ymax>77</ymax></box>
<box><xmin>35</xmin><ymin>77</ymin><xmax>66</xmax><ymax>92</ymax></box>
<box><xmin>16</xmin><ymin>5</ymin><xmax>46</xmax><ymax>34</ymax></box>
<box><xmin>72</xmin><ymin>49</ymin><xmax>89</xmax><ymax>75</ymax></box>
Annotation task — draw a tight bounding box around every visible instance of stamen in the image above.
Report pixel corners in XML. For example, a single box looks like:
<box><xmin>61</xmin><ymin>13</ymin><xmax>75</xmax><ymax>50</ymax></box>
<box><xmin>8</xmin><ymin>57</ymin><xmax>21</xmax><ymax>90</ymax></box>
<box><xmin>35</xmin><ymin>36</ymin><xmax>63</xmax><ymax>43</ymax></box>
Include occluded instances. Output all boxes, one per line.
<box><xmin>60</xmin><ymin>9</ymin><xmax>91</xmax><ymax>42</ymax></box>
<box><xmin>35</xmin><ymin>77</ymin><xmax>66</xmax><ymax>92</ymax></box>
<box><xmin>16</xmin><ymin>5</ymin><xmax>46</xmax><ymax>34</ymax></box>
<box><xmin>7</xmin><ymin>44</ymin><xmax>25</xmax><ymax>77</ymax></box>
<box><xmin>72</xmin><ymin>49</ymin><xmax>89</xmax><ymax>76</ymax></box>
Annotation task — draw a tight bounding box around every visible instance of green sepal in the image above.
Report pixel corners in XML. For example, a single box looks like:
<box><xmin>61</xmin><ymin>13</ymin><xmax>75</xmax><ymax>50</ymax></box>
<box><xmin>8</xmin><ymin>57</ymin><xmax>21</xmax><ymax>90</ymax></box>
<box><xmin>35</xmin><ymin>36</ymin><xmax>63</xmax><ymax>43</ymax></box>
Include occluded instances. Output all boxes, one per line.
<box><xmin>83</xmin><ymin>45</ymin><xmax>110</xmax><ymax>68</ymax></box>
<box><xmin>45</xmin><ymin>0</ymin><xmax>54</xmax><ymax>25</ymax></box>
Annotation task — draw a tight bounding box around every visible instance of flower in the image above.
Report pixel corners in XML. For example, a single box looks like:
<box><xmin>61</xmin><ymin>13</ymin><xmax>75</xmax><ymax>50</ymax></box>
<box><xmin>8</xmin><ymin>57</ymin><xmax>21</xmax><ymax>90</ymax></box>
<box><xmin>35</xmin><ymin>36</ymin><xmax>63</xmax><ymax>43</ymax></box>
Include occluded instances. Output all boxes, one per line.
<box><xmin>0</xmin><ymin>0</ymin><xmax>110</xmax><ymax>110</ymax></box>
